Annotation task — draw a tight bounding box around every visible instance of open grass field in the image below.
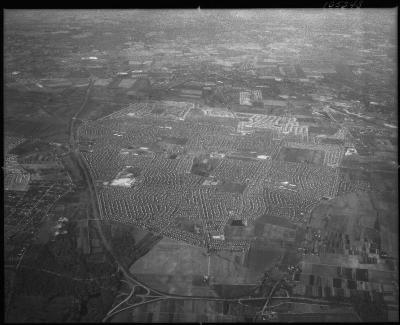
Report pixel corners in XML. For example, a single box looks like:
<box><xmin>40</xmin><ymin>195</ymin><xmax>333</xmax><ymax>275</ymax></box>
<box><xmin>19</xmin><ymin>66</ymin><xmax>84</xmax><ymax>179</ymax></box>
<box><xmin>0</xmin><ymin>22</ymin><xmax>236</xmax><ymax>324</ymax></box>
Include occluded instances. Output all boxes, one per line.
<box><xmin>255</xmin><ymin>214</ymin><xmax>297</xmax><ymax>230</ymax></box>
<box><xmin>244</xmin><ymin>240</ymin><xmax>284</xmax><ymax>272</ymax></box>
<box><xmin>309</xmin><ymin>191</ymin><xmax>377</xmax><ymax>232</ymax></box>
<box><xmin>130</xmin><ymin>237</ymin><xmax>265</xmax><ymax>296</ymax></box>
<box><xmin>6</xmin><ymin>118</ymin><xmax>68</xmax><ymax>140</ymax></box>
<box><xmin>278</xmin><ymin>147</ymin><xmax>325</xmax><ymax>165</ymax></box>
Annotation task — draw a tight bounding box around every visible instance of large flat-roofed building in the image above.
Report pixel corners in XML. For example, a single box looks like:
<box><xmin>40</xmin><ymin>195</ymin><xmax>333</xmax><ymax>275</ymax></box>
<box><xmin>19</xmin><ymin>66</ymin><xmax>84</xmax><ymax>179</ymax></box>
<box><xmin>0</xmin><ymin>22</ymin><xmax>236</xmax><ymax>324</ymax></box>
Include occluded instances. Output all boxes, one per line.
<box><xmin>118</xmin><ymin>78</ymin><xmax>137</xmax><ymax>88</ymax></box>
<box><xmin>303</xmin><ymin>67</ymin><xmax>336</xmax><ymax>74</ymax></box>
<box><xmin>178</xmin><ymin>88</ymin><xmax>203</xmax><ymax>98</ymax></box>
<box><xmin>41</xmin><ymin>79</ymin><xmax>73</xmax><ymax>88</ymax></box>
<box><xmin>180</xmin><ymin>88</ymin><xmax>202</xmax><ymax>95</ymax></box>
<box><xmin>129</xmin><ymin>60</ymin><xmax>142</xmax><ymax>65</ymax></box>
<box><xmin>263</xmin><ymin>99</ymin><xmax>287</xmax><ymax>107</ymax></box>
<box><xmin>94</xmin><ymin>78</ymin><xmax>112</xmax><ymax>87</ymax></box>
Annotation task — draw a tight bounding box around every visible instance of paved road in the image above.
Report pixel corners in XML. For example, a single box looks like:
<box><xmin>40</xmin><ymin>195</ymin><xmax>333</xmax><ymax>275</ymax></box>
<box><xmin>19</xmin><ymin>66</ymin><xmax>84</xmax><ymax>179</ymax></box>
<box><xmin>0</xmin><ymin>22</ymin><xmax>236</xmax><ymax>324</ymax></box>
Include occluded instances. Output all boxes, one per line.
<box><xmin>68</xmin><ymin>98</ymin><xmax>169</xmax><ymax>301</ymax></box>
<box><xmin>69</xmin><ymin>79</ymin><xmax>93</xmax><ymax>148</ymax></box>
<box><xmin>261</xmin><ymin>280</ymin><xmax>282</xmax><ymax>315</ymax></box>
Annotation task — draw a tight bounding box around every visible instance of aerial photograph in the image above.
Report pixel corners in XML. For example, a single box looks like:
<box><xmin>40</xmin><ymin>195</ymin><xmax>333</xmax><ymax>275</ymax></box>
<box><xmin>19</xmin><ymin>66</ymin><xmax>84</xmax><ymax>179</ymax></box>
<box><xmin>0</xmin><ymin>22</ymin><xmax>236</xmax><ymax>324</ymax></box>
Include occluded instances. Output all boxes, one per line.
<box><xmin>3</xmin><ymin>9</ymin><xmax>398</xmax><ymax>323</ymax></box>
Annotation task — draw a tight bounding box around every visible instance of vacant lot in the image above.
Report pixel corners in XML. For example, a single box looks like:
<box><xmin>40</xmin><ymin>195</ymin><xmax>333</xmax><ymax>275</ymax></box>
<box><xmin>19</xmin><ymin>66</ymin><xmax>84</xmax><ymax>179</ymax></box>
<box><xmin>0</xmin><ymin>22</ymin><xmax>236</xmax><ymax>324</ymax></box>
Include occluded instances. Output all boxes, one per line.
<box><xmin>161</xmin><ymin>136</ymin><xmax>188</xmax><ymax>146</ymax></box>
<box><xmin>217</xmin><ymin>181</ymin><xmax>246</xmax><ymax>194</ymax></box>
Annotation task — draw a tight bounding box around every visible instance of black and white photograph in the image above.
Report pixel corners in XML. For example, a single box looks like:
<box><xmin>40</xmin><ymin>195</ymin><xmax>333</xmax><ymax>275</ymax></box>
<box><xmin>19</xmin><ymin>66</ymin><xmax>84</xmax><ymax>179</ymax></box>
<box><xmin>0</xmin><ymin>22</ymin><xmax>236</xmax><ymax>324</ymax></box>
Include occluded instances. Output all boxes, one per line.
<box><xmin>3</xmin><ymin>8</ymin><xmax>398</xmax><ymax>323</ymax></box>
